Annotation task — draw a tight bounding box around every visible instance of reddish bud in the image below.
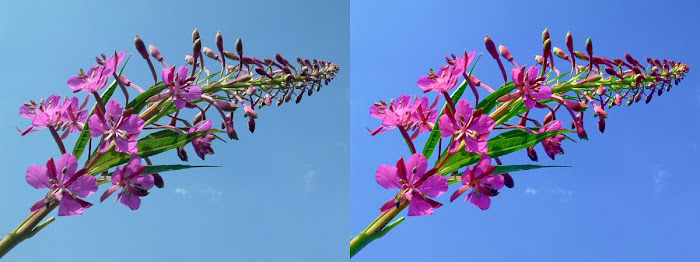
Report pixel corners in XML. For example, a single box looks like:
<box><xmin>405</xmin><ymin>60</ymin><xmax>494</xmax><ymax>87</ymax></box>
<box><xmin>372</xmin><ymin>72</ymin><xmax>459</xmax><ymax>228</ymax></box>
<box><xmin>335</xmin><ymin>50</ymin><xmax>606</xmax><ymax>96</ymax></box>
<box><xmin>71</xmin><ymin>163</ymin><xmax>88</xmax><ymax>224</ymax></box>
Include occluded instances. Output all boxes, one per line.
<box><xmin>134</xmin><ymin>35</ymin><xmax>149</xmax><ymax>59</ymax></box>
<box><xmin>192</xmin><ymin>28</ymin><xmax>200</xmax><ymax>43</ymax></box>
<box><xmin>152</xmin><ymin>173</ymin><xmax>164</xmax><ymax>188</ymax></box>
<box><xmin>499</xmin><ymin>45</ymin><xmax>513</xmax><ymax>62</ymax></box>
<box><xmin>295</xmin><ymin>93</ymin><xmax>303</xmax><ymax>104</ymax></box>
<box><xmin>177</xmin><ymin>146</ymin><xmax>188</xmax><ymax>162</ymax></box>
<box><xmin>192</xmin><ymin>39</ymin><xmax>202</xmax><ymax>59</ymax></box>
<box><xmin>503</xmin><ymin>173</ymin><xmax>514</xmax><ymax>188</ymax></box>
<box><xmin>596</xmin><ymin>86</ymin><xmax>606</xmax><ymax>96</ymax></box>
<box><xmin>248</xmin><ymin>118</ymin><xmax>255</xmax><ymax>133</ymax></box>
<box><xmin>594</xmin><ymin>104</ymin><xmax>607</xmax><ymax>118</ymax></box>
<box><xmin>542</xmin><ymin>28</ymin><xmax>550</xmax><ymax>43</ymax></box>
<box><xmin>215</xmin><ymin>31</ymin><xmax>224</xmax><ymax>53</ymax></box>
<box><xmin>585</xmin><ymin>38</ymin><xmax>593</xmax><ymax>57</ymax></box>
<box><xmin>598</xmin><ymin>117</ymin><xmax>605</xmax><ymax>133</ymax></box>
<box><xmin>574</xmin><ymin>51</ymin><xmax>589</xmax><ymax>61</ymax></box>
<box><xmin>527</xmin><ymin>146</ymin><xmax>538</xmax><ymax>162</ymax></box>
<box><xmin>185</xmin><ymin>55</ymin><xmax>195</xmax><ymax>65</ymax></box>
<box><xmin>223</xmin><ymin>51</ymin><xmax>239</xmax><ymax>61</ymax></box>
<box><xmin>535</xmin><ymin>55</ymin><xmax>545</xmax><ymax>65</ymax></box>
<box><xmin>235</xmin><ymin>37</ymin><xmax>243</xmax><ymax>57</ymax></box>
<box><xmin>645</xmin><ymin>93</ymin><xmax>653</xmax><ymax>104</ymax></box>
<box><xmin>149</xmin><ymin>45</ymin><xmax>163</xmax><ymax>62</ymax></box>
<box><xmin>203</xmin><ymin>47</ymin><xmax>219</xmax><ymax>60</ymax></box>
<box><xmin>484</xmin><ymin>35</ymin><xmax>499</xmax><ymax>59</ymax></box>
<box><xmin>614</xmin><ymin>94</ymin><xmax>622</xmax><ymax>105</ymax></box>
<box><xmin>565</xmin><ymin>31</ymin><xmax>574</xmax><ymax>52</ymax></box>
<box><xmin>543</xmin><ymin>39</ymin><xmax>552</xmax><ymax>60</ymax></box>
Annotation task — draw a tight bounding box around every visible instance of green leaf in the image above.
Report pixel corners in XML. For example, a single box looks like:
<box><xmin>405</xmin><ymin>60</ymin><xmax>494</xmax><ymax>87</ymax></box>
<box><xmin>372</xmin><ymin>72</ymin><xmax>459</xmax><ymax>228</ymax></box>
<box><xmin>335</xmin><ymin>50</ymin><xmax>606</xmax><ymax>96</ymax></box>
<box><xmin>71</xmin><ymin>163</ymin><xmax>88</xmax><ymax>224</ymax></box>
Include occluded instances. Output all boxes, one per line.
<box><xmin>142</xmin><ymin>164</ymin><xmax>220</xmax><ymax>174</ymax></box>
<box><xmin>475</xmin><ymin>82</ymin><xmax>517</xmax><ymax>113</ymax></box>
<box><xmin>72</xmin><ymin>80</ymin><xmax>119</xmax><ymax>160</ymax></box>
<box><xmin>438</xmin><ymin>129</ymin><xmax>571</xmax><ymax>175</ymax></box>
<box><xmin>126</xmin><ymin>82</ymin><xmax>166</xmax><ymax>114</ymax></box>
<box><xmin>445</xmin><ymin>164</ymin><xmax>569</xmax><ymax>185</ymax></box>
<box><xmin>421</xmin><ymin>81</ymin><xmax>468</xmax><ymax>160</ymax></box>
<box><xmin>87</xmin><ymin>129</ymin><xmax>222</xmax><ymax>174</ymax></box>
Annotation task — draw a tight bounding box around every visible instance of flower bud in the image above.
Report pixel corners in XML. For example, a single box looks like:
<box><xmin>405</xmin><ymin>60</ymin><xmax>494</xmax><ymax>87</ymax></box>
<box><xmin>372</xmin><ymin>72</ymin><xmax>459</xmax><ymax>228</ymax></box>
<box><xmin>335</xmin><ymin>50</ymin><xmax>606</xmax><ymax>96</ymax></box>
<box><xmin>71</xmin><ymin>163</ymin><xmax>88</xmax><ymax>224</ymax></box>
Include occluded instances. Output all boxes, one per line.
<box><xmin>553</xmin><ymin>47</ymin><xmax>569</xmax><ymax>60</ymax></box>
<box><xmin>223</xmin><ymin>51</ymin><xmax>239</xmax><ymax>61</ymax></box>
<box><xmin>535</xmin><ymin>55</ymin><xmax>545</xmax><ymax>65</ymax></box>
<box><xmin>192</xmin><ymin>39</ymin><xmax>202</xmax><ymax>59</ymax></box>
<box><xmin>203</xmin><ymin>47</ymin><xmax>219</xmax><ymax>60</ymax></box>
<box><xmin>185</xmin><ymin>55</ymin><xmax>195</xmax><ymax>65</ymax></box>
<box><xmin>499</xmin><ymin>45</ymin><xmax>513</xmax><ymax>62</ymax></box>
<box><xmin>527</xmin><ymin>146</ymin><xmax>538</xmax><ymax>162</ymax></box>
<box><xmin>149</xmin><ymin>45</ymin><xmax>164</xmax><ymax>62</ymax></box>
<box><xmin>236</xmin><ymin>37</ymin><xmax>243</xmax><ymax>57</ymax></box>
<box><xmin>614</xmin><ymin>94</ymin><xmax>622</xmax><ymax>105</ymax></box>
<box><xmin>585</xmin><ymin>38</ymin><xmax>593</xmax><ymax>57</ymax></box>
<box><xmin>593</xmin><ymin>104</ymin><xmax>607</xmax><ymax>118</ymax></box>
<box><xmin>248</xmin><ymin>118</ymin><xmax>255</xmax><ymax>133</ymax></box>
<box><xmin>152</xmin><ymin>173</ymin><xmax>165</xmax><ymax>188</ymax></box>
<box><xmin>275</xmin><ymin>52</ymin><xmax>289</xmax><ymax>66</ymax></box>
<box><xmin>216</xmin><ymin>31</ymin><xmax>224</xmax><ymax>53</ymax></box>
<box><xmin>192</xmin><ymin>28</ymin><xmax>200</xmax><ymax>43</ymax></box>
<box><xmin>645</xmin><ymin>93</ymin><xmax>653</xmax><ymax>104</ymax></box>
<box><xmin>484</xmin><ymin>35</ymin><xmax>499</xmax><ymax>59</ymax></box>
<box><xmin>598</xmin><ymin>117</ymin><xmax>605</xmax><ymax>133</ymax></box>
<box><xmin>566</xmin><ymin>31</ymin><xmax>574</xmax><ymax>52</ymax></box>
<box><xmin>596</xmin><ymin>86</ymin><xmax>606</xmax><ymax>96</ymax></box>
<box><xmin>574</xmin><ymin>51</ymin><xmax>589</xmax><ymax>61</ymax></box>
<box><xmin>265</xmin><ymin>94</ymin><xmax>272</xmax><ymax>106</ymax></box>
<box><xmin>225</xmin><ymin>117</ymin><xmax>238</xmax><ymax>140</ymax></box>
<box><xmin>134</xmin><ymin>35</ymin><xmax>149</xmax><ymax>59</ymax></box>
<box><xmin>295</xmin><ymin>93</ymin><xmax>303</xmax><ymax>104</ymax></box>
<box><xmin>502</xmin><ymin>173</ymin><xmax>514</xmax><ymax>188</ymax></box>
<box><xmin>541</xmin><ymin>28</ymin><xmax>550</xmax><ymax>43</ymax></box>
<box><xmin>177</xmin><ymin>146</ymin><xmax>188</xmax><ymax>162</ymax></box>
<box><xmin>543</xmin><ymin>38</ymin><xmax>552</xmax><ymax>59</ymax></box>
<box><xmin>634</xmin><ymin>93</ymin><xmax>642</xmax><ymax>102</ymax></box>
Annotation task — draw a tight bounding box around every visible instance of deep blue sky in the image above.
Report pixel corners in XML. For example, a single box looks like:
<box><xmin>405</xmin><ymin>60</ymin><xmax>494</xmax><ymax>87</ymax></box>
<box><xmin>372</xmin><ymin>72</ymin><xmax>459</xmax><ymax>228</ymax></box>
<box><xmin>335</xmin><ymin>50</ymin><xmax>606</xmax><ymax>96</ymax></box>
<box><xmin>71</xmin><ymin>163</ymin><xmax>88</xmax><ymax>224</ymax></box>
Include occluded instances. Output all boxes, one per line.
<box><xmin>351</xmin><ymin>0</ymin><xmax>700</xmax><ymax>261</ymax></box>
<box><xmin>0</xmin><ymin>1</ymin><xmax>348</xmax><ymax>261</ymax></box>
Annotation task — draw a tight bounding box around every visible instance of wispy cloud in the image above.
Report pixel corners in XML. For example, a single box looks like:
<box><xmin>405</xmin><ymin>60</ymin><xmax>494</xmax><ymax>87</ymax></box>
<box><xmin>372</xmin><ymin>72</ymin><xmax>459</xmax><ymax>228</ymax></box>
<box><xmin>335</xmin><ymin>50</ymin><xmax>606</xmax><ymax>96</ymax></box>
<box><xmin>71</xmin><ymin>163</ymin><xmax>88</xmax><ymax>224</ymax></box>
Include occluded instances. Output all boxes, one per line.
<box><xmin>304</xmin><ymin>169</ymin><xmax>316</xmax><ymax>193</ymax></box>
<box><xmin>175</xmin><ymin>188</ymin><xmax>188</xmax><ymax>196</ymax></box>
<box><xmin>654</xmin><ymin>170</ymin><xmax>669</xmax><ymax>192</ymax></box>
<box><xmin>525</xmin><ymin>187</ymin><xmax>537</xmax><ymax>195</ymax></box>
<box><xmin>551</xmin><ymin>188</ymin><xmax>573</xmax><ymax>202</ymax></box>
<box><xmin>202</xmin><ymin>187</ymin><xmax>223</xmax><ymax>200</ymax></box>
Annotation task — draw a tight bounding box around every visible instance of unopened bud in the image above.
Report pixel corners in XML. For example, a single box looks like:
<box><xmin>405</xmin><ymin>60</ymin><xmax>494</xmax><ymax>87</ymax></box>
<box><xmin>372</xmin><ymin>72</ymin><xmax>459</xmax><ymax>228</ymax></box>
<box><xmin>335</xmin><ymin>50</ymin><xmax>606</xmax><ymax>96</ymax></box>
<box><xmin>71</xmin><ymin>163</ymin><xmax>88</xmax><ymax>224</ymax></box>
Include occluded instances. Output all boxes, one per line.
<box><xmin>203</xmin><ymin>47</ymin><xmax>219</xmax><ymax>60</ymax></box>
<box><xmin>598</xmin><ymin>117</ymin><xmax>605</xmax><ymax>133</ymax></box>
<box><xmin>295</xmin><ymin>93</ymin><xmax>303</xmax><ymax>103</ymax></box>
<box><xmin>635</xmin><ymin>93</ymin><xmax>642</xmax><ymax>102</ymax></box>
<box><xmin>149</xmin><ymin>45</ymin><xmax>163</xmax><ymax>62</ymax></box>
<box><xmin>285</xmin><ymin>93</ymin><xmax>292</xmax><ymax>103</ymax></box>
<box><xmin>275</xmin><ymin>53</ymin><xmax>289</xmax><ymax>66</ymax></box>
<box><xmin>585</xmin><ymin>38</ymin><xmax>593</xmax><ymax>56</ymax></box>
<box><xmin>248</xmin><ymin>118</ymin><xmax>255</xmax><ymax>133</ymax></box>
<box><xmin>192</xmin><ymin>28</ymin><xmax>200</xmax><ymax>43</ymax></box>
<box><xmin>574</xmin><ymin>51</ymin><xmax>589</xmax><ymax>61</ymax></box>
<box><xmin>499</xmin><ymin>45</ymin><xmax>513</xmax><ymax>62</ymax></box>
<box><xmin>594</xmin><ymin>105</ymin><xmax>607</xmax><ymax>118</ymax></box>
<box><xmin>225</xmin><ymin>117</ymin><xmax>238</xmax><ymax>140</ymax></box>
<box><xmin>645</xmin><ymin>93</ymin><xmax>653</xmax><ymax>104</ymax></box>
<box><xmin>596</xmin><ymin>86</ymin><xmax>607</xmax><ymax>96</ymax></box>
<box><xmin>565</xmin><ymin>31</ymin><xmax>574</xmax><ymax>52</ymax></box>
<box><xmin>134</xmin><ymin>35</ymin><xmax>149</xmax><ymax>59</ymax></box>
<box><xmin>553</xmin><ymin>47</ymin><xmax>569</xmax><ymax>60</ymax></box>
<box><xmin>177</xmin><ymin>146</ymin><xmax>188</xmax><ymax>162</ymax></box>
<box><xmin>535</xmin><ymin>55</ymin><xmax>545</xmax><ymax>65</ymax></box>
<box><xmin>484</xmin><ymin>35</ymin><xmax>499</xmax><ymax>59</ymax></box>
<box><xmin>614</xmin><ymin>94</ymin><xmax>622</xmax><ymax>105</ymax></box>
<box><xmin>152</xmin><ymin>173</ymin><xmax>165</xmax><ymax>188</ymax></box>
<box><xmin>235</xmin><ymin>37</ymin><xmax>243</xmax><ymax>57</ymax></box>
<box><xmin>216</xmin><ymin>31</ymin><xmax>224</xmax><ymax>53</ymax></box>
<box><xmin>502</xmin><ymin>173</ymin><xmax>514</xmax><ymax>188</ymax></box>
<box><xmin>192</xmin><ymin>39</ymin><xmax>202</xmax><ymax>59</ymax></box>
<box><xmin>223</xmin><ymin>51</ymin><xmax>239</xmax><ymax>61</ymax></box>
<box><xmin>246</xmin><ymin>87</ymin><xmax>257</xmax><ymax>96</ymax></box>
<box><xmin>185</xmin><ymin>55</ymin><xmax>195</xmax><ymax>65</ymax></box>
<box><xmin>541</xmin><ymin>28</ymin><xmax>550</xmax><ymax>43</ymax></box>
<box><xmin>543</xmin><ymin>112</ymin><xmax>554</xmax><ymax>125</ymax></box>
<box><xmin>265</xmin><ymin>94</ymin><xmax>272</xmax><ymax>106</ymax></box>
<box><xmin>527</xmin><ymin>146</ymin><xmax>538</xmax><ymax>162</ymax></box>
<box><xmin>543</xmin><ymin>38</ymin><xmax>551</xmax><ymax>59</ymax></box>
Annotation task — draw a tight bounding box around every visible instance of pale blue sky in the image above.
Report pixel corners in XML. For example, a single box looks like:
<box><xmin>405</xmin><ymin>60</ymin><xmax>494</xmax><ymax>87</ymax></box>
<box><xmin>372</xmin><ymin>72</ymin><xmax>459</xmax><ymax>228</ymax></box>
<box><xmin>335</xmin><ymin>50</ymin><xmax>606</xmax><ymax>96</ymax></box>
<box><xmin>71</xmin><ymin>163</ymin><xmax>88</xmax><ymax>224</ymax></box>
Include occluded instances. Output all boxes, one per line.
<box><xmin>350</xmin><ymin>0</ymin><xmax>700</xmax><ymax>261</ymax></box>
<box><xmin>0</xmin><ymin>1</ymin><xmax>348</xmax><ymax>261</ymax></box>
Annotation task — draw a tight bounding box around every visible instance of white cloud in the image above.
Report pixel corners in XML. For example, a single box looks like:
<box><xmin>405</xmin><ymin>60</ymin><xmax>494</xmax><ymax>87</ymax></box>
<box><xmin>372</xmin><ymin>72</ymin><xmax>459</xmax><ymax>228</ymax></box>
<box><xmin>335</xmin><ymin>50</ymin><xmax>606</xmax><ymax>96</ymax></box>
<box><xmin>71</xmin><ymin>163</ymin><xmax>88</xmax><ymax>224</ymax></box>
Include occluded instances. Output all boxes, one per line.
<box><xmin>202</xmin><ymin>187</ymin><xmax>223</xmax><ymax>200</ymax></box>
<box><xmin>175</xmin><ymin>188</ymin><xmax>188</xmax><ymax>196</ymax></box>
<box><xmin>525</xmin><ymin>188</ymin><xmax>537</xmax><ymax>195</ymax></box>
<box><xmin>304</xmin><ymin>170</ymin><xmax>316</xmax><ymax>193</ymax></box>
<box><xmin>551</xmin><ymin>188</ymin><xmax>573</xmax><ymax>202</ymax></box>
<box><xmin>654</xmin><ymin>170</ymin><xmax>669</xmax><ymax>192</ymax></box>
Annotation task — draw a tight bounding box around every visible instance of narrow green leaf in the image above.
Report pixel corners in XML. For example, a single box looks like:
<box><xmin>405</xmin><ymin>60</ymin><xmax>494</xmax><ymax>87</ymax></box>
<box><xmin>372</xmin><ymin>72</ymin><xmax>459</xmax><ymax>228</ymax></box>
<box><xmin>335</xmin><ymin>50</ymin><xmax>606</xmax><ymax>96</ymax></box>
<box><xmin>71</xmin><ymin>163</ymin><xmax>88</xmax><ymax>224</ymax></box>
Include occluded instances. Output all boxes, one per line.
<box><xmin>421</xmin><ymin>81</ymin><xmax>468</xmax><ymax>160</ymax></box>
<box><xmin>438</xmin><ymin>129</ymin><xmax>571</xmax><ymax>175</ymax></box>
<box><xmin>72</xmin><ymin>80</ymin><xmax>119</xmax><ymax>160</ymax></box>
<box><xmin>445</xmin><ymin>164</ymin><xmax>569</xmax><ymax>185</ymax></box>
<box><xmin>87</xmin><ymin>129</ymin><xmax>222</xmax><ymax>174</ymax></box>
<box><xmin>126</xmin><ymin>82</ymin><xmax>166</xmax><ymax>114</ymax></box>
<box><xmin>142</xmin><ymin>164</ymin><xmax>220</xmax><ymax>174</ymax></box>
<box><xmin>475</xmin><ymin>82</ymin><xmax>517</xmax><ymax>113</ymax></box>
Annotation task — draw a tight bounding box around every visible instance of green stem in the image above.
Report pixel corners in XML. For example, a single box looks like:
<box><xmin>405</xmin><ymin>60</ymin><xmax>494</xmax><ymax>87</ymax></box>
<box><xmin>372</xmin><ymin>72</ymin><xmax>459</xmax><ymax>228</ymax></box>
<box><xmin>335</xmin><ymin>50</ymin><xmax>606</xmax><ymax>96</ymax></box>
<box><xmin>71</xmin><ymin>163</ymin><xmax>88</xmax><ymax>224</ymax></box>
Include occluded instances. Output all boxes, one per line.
<box><xmin>350</xmin><ymin>200</ymin><xmax>408</xmax><ymax>258</ymax></box>
<box><xmin>0</xmin><ymin>201</ymin><xmax>58</xmax><ymax>259</ymax></box>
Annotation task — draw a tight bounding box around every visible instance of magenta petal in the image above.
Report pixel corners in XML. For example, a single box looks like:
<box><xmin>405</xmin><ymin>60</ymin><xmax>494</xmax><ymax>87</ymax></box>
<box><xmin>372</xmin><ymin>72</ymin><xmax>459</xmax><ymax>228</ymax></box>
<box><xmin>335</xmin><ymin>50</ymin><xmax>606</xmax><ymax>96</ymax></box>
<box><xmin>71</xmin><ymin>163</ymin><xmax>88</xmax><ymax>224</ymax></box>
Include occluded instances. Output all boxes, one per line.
<box><xmin>438</xmin><ymin>114</ymin><xmax>456</xmax><ymax>137</ymax></box>
<box><xmin>455</xmin><ymin>99</ymin><xmax>474</xmax><ymax>120</ymax></box>
<box><xmin>523</xmin><ymin>96</ymin><xmax>536</xmax><ymax>109</ymax></box>
<box><xmin>67</xmin><ymin>76</ymin><xmax>86</xmax><ymax>91</ymax></box>
<box><xmin>173</xmin><ymin>97</ymin><xmax>187</xmax><ymax>109</ymax></box>
<box><xmin>88</xmin><ymin>114</ymin><xmax>107</xmax><ymax>136</ymax></box>
<box><xmin>448</xmin><ymin>138</ymin><xmax>461</xmax><ymax>154</ymax></box>
<box><xmin>482</xmin><ymin>174</ymin><xmax>505</xmax><ymax>190</ymax></box>
<box><xmin>133</xmin><ymin>174</ymin><xmax>155</xmax><ymax>190</ymax></box>
<box><xmin>525</xmin><ymin>66</ymin><xmax>539</xmax><ymax>81</ymax></box>
<box><xmin>115</xmin><ymin>139</ymin><xmax>138</xmax><ymax>154</ymax></box>
<box><xmin>100</xmin><ymin>185</ymin><xmax>120</xmax><ymax>202</ymax></box>
<box><xmin>417</xmin><ymin>174</ymin><xmax>447</xmax><ymax>198</ymax></box>
<box><xmin>26</xmin><ymin>165</ymin><xmax>50</xmax><ymax>189</ymax></box>
<box><xmin>473</xmin><ymin>156</ymin><xmax>492</xmax><ymax>177</ymax></box>
<box><xmin>57</xmin><ymin>195</ymin><xmax>84</xmax><ymax>216</ymax></box>
<box><xmin>407</xmin><ymin>195</ymin><xmax>433</xmax><ymax>216</ymax></box>
<box><xmin>404</xmin><ymin>154</ymin><xmax>427</xmax><ymax>183</ymax></box>
<box><xmin>182</xmin><ymin>85</ymin><xmax>202</xmax><ymax>100</ymax></box>
<box><xmin>464</xmin><ymin>139</ymin><xmax>487</xmax><ymax>154</ymax></box>
<box><xmin>375</xmin><ymin>165</ymin><xmax>400</xmax><ymax>189</ymax></box>
<box><xmin>470</xmin><ymin>115</ymin><xmax>495</xmax><ymax>134</ymax></box>
<box><xmin>379</xmin><ymin>199</ymin><xmax>396</xmax><ymax>213</ymax></box>
<box><xmin>120</xmin><ymin>193</ymin><xmax>141</xmax><ymax>210</ymax></box>
<box><xmin>30</xmin><ymin>199</ymin><xmax>45</xmax><ymax>213</ymax></box>
<box><xmin>176</xmin><ymin>66</ymin><xmax>189</xmax><ymax>82</ymax></box>
<box><xmin>470</xmin><ymin>191</ymin><xmax>492</xmax><ymax>210</ymax></box>
<box><xmin>105</xmin><ymin>100</ymin><xmax>124</xmax><ymax>119</ymax></box>
<box><xmin>531</xmin><ymin>85</ymin><xmax>552</xmax><ymax>101</ymax></box>
<box><xmin>417</xmin><ymin>76</ymin><xmax>437</xmax><ymax>90</ymax></box>
<box><xmin>68</xmin><ymin>174</ymin><xmax>97</xmax><ymax>198</ymax></box>
<box><xmin>55</xmin><ymin>153</ymin><xmax>78</xmax><ymax>182</ymax></box>
<box><xmin>120</xmin><ymin>115</ymin><xmax>145</xmax><ymax>134</ymax></box>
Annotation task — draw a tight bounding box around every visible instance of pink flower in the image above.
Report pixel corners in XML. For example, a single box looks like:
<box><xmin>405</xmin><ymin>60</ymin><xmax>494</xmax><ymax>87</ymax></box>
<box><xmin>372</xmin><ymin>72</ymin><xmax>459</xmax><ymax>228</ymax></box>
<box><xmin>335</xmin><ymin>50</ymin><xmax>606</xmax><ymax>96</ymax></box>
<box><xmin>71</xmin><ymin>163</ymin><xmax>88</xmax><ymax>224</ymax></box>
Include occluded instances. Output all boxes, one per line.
<box><xmin>369</xmin><ymin>95</ymin><xmax>417</xmax><ymax>135</ymax></box>
<box><xmin>67</xmin><ymin>51</ymin><xmax>126</xmax><ymax>93</ymax></box>
<box><xmin>500</xmin><ymin>66</ymin><xmax>552</xmax><ymax>109</ymax></box>
<box><xmin>189</xmin><ymin>120</ymin><xmax>215</xmax><ymax>160</ymax></box>
<box><xmin>58</xmin><ymin>96</ymin><xmax>88</xmax><ymax>136</ymax></box>
<box><xmin>89</xmin><ymin>100</ymin><xmax>145</xmax><ymax>154</ymax></box>
<box><xmin>100</xmin><ymin>156</ymin><xmax>154</xmax><ymax>210</ymax></box>
<box><xmin>450</xmin><ymin>155</ymin><xmax>504</xmax><ymax>210</ymax></box>
<box><xmin>408</xmin><ymin>96</ymin><xmax>438</xmax><ymax>138</ymax></box>
<box><xmin>539</xmin><ymin>120</ymin><xmax>565</xmax><ymax>160</ymax></box>
<box><xmin>19</xmin><ymin>94</ymin><xmax>64</xmax><ymax>135</ymax></box>
<box><xmin>438</xmin><ymin>99</ymin><xmax>495</xmax><ymax>154</ymax></box>
<box><xmin>25</xmin><ymin>153</ymin><xmax>97</xmax><ymax>216</ymax></box>
<box><xmin>417</xmin><ymin>51</ymin><xmax>476</xmax><ymax>93</ymax></box>
<box><xmin>375</xmin><ymin>153</ymin><xmax>447</xmax><ymax>216</ymax></box>
<box><xmin>148</xmin><ymin>66</ymin><xmax>202</xmax><ymax>109</ymax></box>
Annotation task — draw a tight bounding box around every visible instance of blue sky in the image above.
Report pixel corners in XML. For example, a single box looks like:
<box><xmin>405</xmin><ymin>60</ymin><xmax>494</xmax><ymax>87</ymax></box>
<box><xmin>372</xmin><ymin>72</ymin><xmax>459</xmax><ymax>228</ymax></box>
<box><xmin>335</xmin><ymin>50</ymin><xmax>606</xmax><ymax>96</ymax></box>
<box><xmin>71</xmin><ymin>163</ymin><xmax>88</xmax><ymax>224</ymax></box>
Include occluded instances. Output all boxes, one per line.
<box><xmin>0</xmin><ymin>1</ymin><xmax>348</xmax><ymax>261</ymax></box>
<box><xmin>350</xmin><ymin>0</ymin><xmax>700</xmax><ymax>261</ymax></box>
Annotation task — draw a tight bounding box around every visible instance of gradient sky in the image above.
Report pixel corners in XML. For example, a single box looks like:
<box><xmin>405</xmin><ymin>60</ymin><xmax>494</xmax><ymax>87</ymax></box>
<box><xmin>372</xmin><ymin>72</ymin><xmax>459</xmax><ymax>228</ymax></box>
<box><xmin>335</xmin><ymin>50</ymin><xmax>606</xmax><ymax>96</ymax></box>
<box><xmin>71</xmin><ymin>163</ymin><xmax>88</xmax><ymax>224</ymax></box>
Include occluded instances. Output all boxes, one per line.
<box><xmin>0</xmin><ymin>1</ymin><xmax>348</xmax><ymax>261</ymax></box>
<box><xmin>350</xmin><ymin>0</ymin><xmax>700</xmax><ymax>261</ymax></box>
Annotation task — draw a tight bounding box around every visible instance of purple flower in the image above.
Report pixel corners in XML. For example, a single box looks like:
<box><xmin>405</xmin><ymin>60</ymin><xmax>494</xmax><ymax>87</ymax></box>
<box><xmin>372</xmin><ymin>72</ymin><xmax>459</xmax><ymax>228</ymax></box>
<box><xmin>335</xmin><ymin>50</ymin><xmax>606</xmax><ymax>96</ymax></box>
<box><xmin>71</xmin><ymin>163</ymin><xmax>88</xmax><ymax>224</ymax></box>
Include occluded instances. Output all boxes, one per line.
<box><xmin>417</xmin><ymin>51</ymin><xmax>476</xmax><ymax>93</ymax></box>
<box><xmin>100</xmin><ymin>156</ymin><xmax>153</xmax><ymax>210</ymax></box>
<box><xmin>149</xmin><ymin>66</ymin><xmax>202</xmax><ymax>109</ymax></box>
<box><xmin>539</xmin><ymin>120</ymin><xmax>565</xmax><ymax>160</ymax></box>
<box><xmin>438</xmin><ymin>99</ymin><xmax>495</xmax><ymax>154</ymax></box>
<box><xmin>369</xmin><ymin>95</ymin><xmax>417</xmax><ymax>135</ymax></box>
<box><xmin>59</xmin><ymin>96</ymin><xmax>88</xmax><ymax>136</ymax></box>
<box><xmin>189</xmin><ymin>120</ymin><xmax>215</xmax><ymax>160</ymax></box>
<box><xmin>67</xmin><ymin>51</ymin><xmax>126</xmax><ymax>93</ymax></box>
<box><xmin>375</xmin><ymin>153</ymin><xmax>447</xmax><ymax>216</ymax></box>
<box><xmin>19</xmin><ymin>94</ymin><xmax>64</xmax><ymax>135</ymax></box>
<box><xmin>89</xmin><ymin>100</ymin><xmax>145</xmax><ymax>154</ymax></box>
<box><xmin>450</xmin><ymin>155</ymin><xmax>504</xmax><ymax>210</ymax></box>
<box><xmin>505</xmin><ymin>66</ymin><xmax>552</xmax><ymax>109</ymax></box>
<box><xmin>25</xmin><ymin>153</ymin><xmax>97</xmax><ymax>216</ymax></box>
